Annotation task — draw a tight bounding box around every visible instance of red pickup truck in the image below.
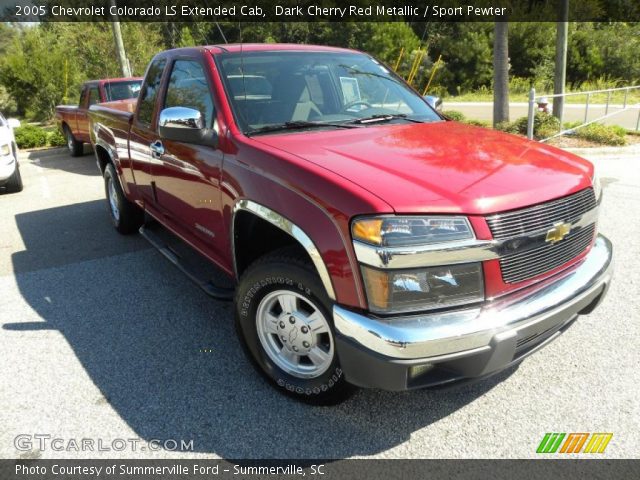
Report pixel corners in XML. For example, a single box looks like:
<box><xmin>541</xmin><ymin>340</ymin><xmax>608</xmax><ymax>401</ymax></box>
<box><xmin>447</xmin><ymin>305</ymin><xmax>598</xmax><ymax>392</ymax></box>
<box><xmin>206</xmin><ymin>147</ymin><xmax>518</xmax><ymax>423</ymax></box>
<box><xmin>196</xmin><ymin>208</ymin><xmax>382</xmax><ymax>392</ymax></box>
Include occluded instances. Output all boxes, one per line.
<box><xmin>89</xmin><ymin>44</ymin><xmax>613</xmax><ymax>405</ymax></box>
<box><xmin>56</xmin><ymin>77</ymin><xmax>142</xmax><ymax>156</ymax></box>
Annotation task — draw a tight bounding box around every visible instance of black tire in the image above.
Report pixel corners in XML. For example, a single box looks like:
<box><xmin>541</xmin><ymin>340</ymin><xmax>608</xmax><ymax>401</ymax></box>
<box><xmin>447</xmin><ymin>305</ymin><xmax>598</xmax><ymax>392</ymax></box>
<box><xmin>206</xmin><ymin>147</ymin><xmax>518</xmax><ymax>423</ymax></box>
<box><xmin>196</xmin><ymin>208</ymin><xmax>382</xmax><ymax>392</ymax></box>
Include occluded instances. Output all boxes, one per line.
<box><xmin>104</xmin><ymin>163</ymin><xmax>143</xmax><ymax>234</ymax></box>
<box><xmin>4</xmin><ymin>156</ymin><xmax>23</xmax><ymax>193</ymax></box>
<box><xmin>235</xmin><ymin>247</ymin><xmax>355</xmax><ymax>405</ymax></box>
<box><xmin>64</xmin><ymin>125</ymin><xmax>83</xmax><ymax>157</ymax></box>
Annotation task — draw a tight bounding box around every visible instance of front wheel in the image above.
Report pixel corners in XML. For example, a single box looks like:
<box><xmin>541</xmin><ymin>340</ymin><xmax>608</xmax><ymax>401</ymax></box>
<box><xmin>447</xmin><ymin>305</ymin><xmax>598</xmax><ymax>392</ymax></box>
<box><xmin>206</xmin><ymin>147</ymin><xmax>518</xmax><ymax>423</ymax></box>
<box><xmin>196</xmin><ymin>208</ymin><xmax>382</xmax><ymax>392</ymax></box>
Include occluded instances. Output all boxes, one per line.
<box><xmin>235</xmin><ymin>248</ymin><xmax>355</xmax><ymax>405</ymax></box>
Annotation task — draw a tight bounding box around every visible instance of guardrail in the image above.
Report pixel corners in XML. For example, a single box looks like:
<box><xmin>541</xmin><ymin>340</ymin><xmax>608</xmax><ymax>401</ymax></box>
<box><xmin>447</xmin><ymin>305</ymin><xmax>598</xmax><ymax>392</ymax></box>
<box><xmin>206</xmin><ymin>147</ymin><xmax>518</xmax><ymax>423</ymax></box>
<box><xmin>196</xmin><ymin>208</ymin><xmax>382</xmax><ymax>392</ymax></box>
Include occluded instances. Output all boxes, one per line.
<box><xmin>527</xmin><ymin>85</ymin><xmax>640</xmax><ymax>142</ymax></box>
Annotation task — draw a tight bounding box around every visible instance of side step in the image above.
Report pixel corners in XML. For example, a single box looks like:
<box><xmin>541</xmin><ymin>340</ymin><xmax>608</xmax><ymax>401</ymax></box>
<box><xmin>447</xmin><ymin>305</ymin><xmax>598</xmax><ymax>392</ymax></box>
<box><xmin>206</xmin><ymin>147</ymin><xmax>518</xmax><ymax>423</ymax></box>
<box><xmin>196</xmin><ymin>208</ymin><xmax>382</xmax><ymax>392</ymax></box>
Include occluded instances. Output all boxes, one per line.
<box><xmin>139</xmin><ymin>223</ymin><xmax>235</xmax><ymax>301</ymax></box>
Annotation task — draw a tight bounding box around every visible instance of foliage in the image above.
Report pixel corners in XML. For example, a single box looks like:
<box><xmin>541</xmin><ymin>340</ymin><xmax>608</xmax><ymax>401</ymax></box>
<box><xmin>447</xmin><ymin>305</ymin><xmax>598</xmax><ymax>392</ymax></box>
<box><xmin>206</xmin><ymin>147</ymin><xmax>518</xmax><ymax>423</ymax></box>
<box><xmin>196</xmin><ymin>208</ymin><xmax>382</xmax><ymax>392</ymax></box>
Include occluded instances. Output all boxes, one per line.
<box><xmin>0</xmin><ymin>23</ymin><xmax>162</xmax><ymax>120</ymax></box>
<box><xmin>13</xmin><ymin>124</ymin><xmax>67</xmax><ymax>149</ymax></box>
<box><xmin>495</xmin><ymin>112</ymin><xmax>560</xmax><ymax>138</ymax></box>
<box><xmin>14</xmin><ymin>125</ymin><xmax>49</xmax><ymax>149</ymax></box>
<box><xmin>566</xmin><ymin>122</ymin><xmax>627</xmax><ymax>146</ymax></box>
<box><xmin>0</xmin><ymin>85</ymin><xmax>17</xmax><ymax>116</ymax></box>
<box><xmin>442</xmin><ymin>110</ymin><xmax>466</xmax><ymax>122</ymax></box>
<box><xmin>47</xmin><ymin>129</ymin><xmax>67</xmax><ymax>147</ymax></box>
<box><xmin>2</xmin><ymin>21</ymin><xmax>640</xmax><ymax>123</ymax></box>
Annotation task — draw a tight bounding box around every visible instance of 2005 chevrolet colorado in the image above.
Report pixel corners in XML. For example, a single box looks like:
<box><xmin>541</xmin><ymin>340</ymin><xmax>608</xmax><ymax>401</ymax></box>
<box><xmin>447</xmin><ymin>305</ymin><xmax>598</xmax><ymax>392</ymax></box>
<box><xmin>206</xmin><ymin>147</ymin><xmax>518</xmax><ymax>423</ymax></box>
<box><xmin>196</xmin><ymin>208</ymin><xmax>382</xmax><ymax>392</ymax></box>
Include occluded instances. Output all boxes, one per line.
<box><xmin>89</xmin><ymin>44</ymin><xmax>613</xmax><ymax>405</ymax></box>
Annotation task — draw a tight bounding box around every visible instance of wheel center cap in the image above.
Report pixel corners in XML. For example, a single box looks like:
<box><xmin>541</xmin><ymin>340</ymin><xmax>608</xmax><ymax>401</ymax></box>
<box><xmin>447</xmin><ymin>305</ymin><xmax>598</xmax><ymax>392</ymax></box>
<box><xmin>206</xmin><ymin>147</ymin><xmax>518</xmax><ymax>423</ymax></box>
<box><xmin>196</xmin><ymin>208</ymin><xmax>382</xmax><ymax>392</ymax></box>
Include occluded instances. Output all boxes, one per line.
<box><xmin>278</xmin><ymin>313</ymin><xmax>314</xmax><ymax>354</ymax></box>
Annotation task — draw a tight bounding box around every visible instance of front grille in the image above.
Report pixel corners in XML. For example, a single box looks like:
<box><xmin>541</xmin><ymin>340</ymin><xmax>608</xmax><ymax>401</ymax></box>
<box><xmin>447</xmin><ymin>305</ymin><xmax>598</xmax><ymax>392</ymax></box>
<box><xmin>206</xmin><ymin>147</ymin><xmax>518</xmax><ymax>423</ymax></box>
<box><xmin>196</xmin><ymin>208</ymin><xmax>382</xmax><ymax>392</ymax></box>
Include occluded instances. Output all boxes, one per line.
<box><xmin>487</xmin><ymin>188</ymin><xmax>596</xmax><ymax>240</ymax></box>
<box><xmin>500</xmin><ymin>224</ymin><xmax>595</xmax><ymax>283</ymax></box>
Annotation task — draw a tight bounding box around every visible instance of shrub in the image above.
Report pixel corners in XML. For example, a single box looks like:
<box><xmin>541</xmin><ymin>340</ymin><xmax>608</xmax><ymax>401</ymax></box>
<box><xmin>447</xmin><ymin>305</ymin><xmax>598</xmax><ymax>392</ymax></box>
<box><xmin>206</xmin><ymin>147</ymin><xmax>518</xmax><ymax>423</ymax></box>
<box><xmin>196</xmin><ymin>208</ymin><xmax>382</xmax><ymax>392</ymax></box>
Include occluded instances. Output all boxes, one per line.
<box><xmin>442</xmin><ymin>110</ymin><xmax>466</xmax><ymax>121</ymax></box>
<box><xmin>47</xmin><ymin>129</ymin><xmax>66</xmax><ymax>147</ymax></box>
<box><xmin>464</xmin><ymin>119</ymin><xmax>490</xmax><ymax>127</ymax></box>
<box><xmin>496</xmin><ymin>112</ymin><xmax>560</xmax><ymax>138</ymax></box>
<box><xmin>14</xmin><ymin>124</ymin><xmax>48</xmax><ymax>149</ymax></box>
<box><xmin>571</xmin><ymin>123</ymin><xmax>627</xmax><ymax>146</ymax></box>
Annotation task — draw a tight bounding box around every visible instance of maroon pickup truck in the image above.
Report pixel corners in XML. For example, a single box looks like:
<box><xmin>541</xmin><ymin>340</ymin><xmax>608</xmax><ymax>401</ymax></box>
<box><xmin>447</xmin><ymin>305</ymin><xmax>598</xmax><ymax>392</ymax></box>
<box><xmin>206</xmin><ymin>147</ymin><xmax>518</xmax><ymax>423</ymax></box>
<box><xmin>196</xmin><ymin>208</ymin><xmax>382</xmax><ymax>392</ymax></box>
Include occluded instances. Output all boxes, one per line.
<box><xmin>89</xmin><ymin>44</ymin><xmax>613</xmax><ymax>405</ymax></box>
<box><xmin>56</xmin><ymin>77</ymin><xmax>142</xmax><ymax>156</ymax></box>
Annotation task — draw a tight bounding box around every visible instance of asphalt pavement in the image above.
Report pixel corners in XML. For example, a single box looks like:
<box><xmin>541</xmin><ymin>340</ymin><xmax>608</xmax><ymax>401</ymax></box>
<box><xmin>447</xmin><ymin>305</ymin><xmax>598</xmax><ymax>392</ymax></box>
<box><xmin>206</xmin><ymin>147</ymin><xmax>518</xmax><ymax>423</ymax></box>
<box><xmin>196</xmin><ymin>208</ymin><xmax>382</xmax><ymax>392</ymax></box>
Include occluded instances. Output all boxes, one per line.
<box><xmin>0</xmin><ymin>146</ymin><xmax>638</xmax><ymax>459</ymax></box>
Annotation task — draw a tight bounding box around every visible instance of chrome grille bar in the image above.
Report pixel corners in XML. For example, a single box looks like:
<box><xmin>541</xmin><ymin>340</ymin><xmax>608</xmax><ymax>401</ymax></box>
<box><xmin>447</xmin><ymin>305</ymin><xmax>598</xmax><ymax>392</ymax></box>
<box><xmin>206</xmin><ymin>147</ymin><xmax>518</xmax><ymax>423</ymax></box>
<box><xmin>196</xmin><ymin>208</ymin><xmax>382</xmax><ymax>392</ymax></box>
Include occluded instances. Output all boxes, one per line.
<box><xmin>487</xmin><ymin>188</ymin><xmax>596</xmax><ymax>239</ymax></box>
<box><xmin>487</xmin><ymin>188</ymin><xmax>597</xmax><ymax>284</ymax></box>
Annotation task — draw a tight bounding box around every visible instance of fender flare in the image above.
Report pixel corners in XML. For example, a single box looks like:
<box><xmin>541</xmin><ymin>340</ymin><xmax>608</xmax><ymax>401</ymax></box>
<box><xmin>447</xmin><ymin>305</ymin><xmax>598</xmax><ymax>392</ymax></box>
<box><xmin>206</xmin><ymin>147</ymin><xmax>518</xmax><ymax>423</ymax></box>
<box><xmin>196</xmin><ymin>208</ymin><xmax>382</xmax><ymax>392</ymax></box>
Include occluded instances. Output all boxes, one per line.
<box><xmin>232</xmin><ymin>199</ymin><xmax>337</xmax><ymax>301</ymax></box>
<box><xmin>94</xmin><ymin>139</ymin><xmax>127</xmax><ymax>194</ymax></box>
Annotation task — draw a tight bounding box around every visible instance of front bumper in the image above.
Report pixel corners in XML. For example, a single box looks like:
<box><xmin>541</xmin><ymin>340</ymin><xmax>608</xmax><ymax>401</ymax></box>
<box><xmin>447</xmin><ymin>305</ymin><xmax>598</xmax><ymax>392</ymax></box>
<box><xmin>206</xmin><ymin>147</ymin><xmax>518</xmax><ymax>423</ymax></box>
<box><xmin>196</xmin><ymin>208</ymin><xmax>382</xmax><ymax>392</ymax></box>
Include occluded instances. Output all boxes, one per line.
<box><xmin>334</xmin><ymin>234</ymin><xmax>613</xmax><ymax>391</ymax></box>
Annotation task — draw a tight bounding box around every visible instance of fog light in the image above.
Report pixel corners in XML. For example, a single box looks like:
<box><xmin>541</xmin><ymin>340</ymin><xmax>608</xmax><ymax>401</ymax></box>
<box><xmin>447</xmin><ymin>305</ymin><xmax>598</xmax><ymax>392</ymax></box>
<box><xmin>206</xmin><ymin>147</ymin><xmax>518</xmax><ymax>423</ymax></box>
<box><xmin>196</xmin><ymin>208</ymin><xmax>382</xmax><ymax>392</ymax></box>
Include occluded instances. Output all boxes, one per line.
<box><xmin>361</xmin><ymin>263</ymin><xmax>484</xmax><ymax>314</ymax></box>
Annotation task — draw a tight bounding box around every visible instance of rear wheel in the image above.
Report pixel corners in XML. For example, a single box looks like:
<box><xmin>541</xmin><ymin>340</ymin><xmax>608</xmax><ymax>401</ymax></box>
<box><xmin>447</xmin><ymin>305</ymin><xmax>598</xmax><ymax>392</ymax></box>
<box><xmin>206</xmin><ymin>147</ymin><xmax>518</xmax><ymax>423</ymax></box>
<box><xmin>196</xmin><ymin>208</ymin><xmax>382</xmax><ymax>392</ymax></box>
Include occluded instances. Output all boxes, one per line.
<box><xmin>64</xmin><ymin>126</ymin><xmax>83</xmax><ymax>157</ymax></box>
<box><xmin>104</xmin><ymin>163</ymin><xmax>143</xmax><ymax>234</ymax></box>
<box><xmin>235</xmin><ymin>248</ymin><xmax>355</xmax><ymax>405</ymax></box>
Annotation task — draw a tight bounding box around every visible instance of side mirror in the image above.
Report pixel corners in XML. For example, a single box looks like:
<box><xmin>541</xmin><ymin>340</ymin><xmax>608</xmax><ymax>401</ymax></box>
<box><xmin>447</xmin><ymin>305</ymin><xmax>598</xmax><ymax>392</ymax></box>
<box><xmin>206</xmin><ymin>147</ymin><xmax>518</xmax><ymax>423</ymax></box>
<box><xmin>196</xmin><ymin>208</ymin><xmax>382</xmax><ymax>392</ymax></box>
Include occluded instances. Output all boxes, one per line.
<box><xmin>424</xmin><ymin>95</ymin><xmax>443</xmax><ymax>112</ymax></box>
<box><xmin>158</xmin><ymin>107</ymin><xmax>217</xmax><ymax>147</ymax></box>
<box><xmin>7</xmin><ymin>118</ymin><xmax>21</xmax><ymax>129</ymax></box>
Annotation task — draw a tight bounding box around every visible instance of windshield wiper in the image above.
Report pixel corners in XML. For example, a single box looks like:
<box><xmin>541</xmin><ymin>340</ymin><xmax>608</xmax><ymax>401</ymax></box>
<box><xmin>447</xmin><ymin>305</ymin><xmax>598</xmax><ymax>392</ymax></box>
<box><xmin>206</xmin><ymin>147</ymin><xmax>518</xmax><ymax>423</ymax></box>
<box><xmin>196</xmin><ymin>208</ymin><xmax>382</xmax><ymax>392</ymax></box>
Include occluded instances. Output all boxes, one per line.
<box><xmin>247</xmin><ymin>120</ymin><xmax>360</xmax><ymax>135</ymax></box>
<box><xmin>347</xmin><ymin>114</ymin><xmax>425</xmax><ymax>125</ymax></box>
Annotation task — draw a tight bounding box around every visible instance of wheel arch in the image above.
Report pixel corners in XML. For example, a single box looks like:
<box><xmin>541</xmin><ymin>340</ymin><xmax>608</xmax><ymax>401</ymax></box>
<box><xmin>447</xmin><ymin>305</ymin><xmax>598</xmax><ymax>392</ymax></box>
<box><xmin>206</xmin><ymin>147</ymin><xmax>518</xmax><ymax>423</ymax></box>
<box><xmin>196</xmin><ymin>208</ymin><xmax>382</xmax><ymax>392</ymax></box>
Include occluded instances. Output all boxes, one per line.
<box><xmin>232</xmin><ymin>200</ymin><xmax>337</xmax><ymax>301</ymax></box>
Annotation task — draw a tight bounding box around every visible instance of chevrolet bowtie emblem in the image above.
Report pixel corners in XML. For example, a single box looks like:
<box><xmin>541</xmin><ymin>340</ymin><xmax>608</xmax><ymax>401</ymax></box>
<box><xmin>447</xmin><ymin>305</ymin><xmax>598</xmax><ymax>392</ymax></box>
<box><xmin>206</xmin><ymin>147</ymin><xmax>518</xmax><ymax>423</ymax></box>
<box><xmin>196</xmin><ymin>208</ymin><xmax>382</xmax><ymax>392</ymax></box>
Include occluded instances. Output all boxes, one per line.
<box><xmin>546</xmin><ymin>222</ymin><xmax>572</xmax><ymax>244</ymax></box>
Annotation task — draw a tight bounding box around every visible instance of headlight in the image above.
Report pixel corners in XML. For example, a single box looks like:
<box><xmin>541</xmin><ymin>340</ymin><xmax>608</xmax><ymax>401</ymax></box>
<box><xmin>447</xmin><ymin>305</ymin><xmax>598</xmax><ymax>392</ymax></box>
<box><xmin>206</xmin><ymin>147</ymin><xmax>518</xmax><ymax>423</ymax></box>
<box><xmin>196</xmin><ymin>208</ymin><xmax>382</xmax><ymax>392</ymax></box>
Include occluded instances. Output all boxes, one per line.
<box><xmin>592</xmin><ymin>170</ymin><xmax>602</xmax><ymax>201</ymax></box>
<box><xmin>361</xmin><ymin>263</ymin><xmax>484</xmax><ymax>314</ymax></box>
<box><xmin>352</xmin><ymin>215</ymin><xmax>484</xmax><ymax>314</ymax></box>
<box><xmin>0</xmin><ymin>144</ymin><xmax>10</xmax><ymax>157</ymax></box>
<box><xmin>352</xmin><ymin>215</ymin><xmax>474</xmax><ymax>247</ymax></box>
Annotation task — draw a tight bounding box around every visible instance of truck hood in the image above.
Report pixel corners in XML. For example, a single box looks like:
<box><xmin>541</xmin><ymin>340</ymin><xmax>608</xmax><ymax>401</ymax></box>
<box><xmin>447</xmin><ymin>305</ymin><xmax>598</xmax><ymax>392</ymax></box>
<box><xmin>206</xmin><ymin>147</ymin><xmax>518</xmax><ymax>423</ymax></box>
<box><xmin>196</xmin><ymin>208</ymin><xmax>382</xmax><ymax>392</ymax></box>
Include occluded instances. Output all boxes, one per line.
<box><xmin>253</xmin><ymin>121</ymin><xmax>594</xmax><ymax>215</ymax></box>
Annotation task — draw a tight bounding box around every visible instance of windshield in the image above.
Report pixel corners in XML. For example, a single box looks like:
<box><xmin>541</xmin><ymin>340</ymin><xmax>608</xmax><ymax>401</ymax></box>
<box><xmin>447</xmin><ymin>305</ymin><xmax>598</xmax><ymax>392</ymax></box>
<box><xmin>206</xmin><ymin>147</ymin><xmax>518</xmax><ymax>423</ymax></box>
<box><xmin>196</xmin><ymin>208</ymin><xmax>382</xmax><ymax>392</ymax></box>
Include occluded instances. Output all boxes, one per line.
<box><xmin>104</xmin><ymin>80</ymin><xmax>142</xmax><ymax>102</ymax></box>
<box><xmin>215</xmin><ymin>51</ymin><xmax>441</xmax><ymax>134</ymax></box>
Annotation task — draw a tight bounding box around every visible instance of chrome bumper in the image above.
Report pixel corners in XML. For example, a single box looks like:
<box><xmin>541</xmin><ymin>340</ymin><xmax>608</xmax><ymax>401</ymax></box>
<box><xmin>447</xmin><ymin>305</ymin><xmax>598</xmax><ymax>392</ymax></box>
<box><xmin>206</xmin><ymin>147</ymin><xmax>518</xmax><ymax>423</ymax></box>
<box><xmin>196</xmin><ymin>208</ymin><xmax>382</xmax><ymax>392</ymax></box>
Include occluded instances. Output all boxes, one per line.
<box><xmin>334</xmin><ymin>234</ymin><xmax>613</xmax><ymax>390</ymax></box>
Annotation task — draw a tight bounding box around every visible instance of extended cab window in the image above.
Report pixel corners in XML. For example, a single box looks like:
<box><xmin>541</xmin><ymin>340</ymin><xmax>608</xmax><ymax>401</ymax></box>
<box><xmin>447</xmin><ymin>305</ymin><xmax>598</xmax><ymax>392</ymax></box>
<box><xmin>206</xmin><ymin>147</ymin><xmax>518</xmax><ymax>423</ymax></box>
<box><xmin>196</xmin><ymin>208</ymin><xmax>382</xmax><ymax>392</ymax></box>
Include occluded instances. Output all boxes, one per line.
<box><xmin>137</xmin><ymin>58</ymin><xmax>166</xmax><ymax>126</ymax></box>
<box><xmin>164</xmin><ymin>59</ymin><xmax>215</xmax><ymax>129</ymax></box>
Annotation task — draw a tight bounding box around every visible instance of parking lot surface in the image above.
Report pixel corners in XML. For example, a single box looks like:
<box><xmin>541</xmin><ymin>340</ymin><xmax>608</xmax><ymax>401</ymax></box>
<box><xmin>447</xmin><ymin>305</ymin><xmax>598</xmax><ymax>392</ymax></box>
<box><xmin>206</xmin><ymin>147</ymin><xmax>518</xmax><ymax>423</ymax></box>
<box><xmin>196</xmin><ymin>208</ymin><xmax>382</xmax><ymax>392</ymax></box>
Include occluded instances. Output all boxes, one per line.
<box><xmin>1</xmin><ymin>147</ymin><xmax>638</xmax><ymax>459</ymax></box>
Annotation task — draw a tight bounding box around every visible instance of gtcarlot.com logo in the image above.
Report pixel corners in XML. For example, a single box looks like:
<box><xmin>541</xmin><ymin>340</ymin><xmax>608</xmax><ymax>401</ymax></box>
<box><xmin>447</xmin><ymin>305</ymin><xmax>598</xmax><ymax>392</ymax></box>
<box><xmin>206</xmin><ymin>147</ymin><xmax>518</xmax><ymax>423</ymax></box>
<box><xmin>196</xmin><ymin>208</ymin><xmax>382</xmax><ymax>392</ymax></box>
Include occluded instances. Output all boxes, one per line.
<box><xmin>536</xmin><ymin>432</ymin><xmax>613</xmax><ymax>454</ymax></box>
<box><xmin>15</xmin><ymin>434</ymin><xmax>194</xmax><ymax>452</ymax></box>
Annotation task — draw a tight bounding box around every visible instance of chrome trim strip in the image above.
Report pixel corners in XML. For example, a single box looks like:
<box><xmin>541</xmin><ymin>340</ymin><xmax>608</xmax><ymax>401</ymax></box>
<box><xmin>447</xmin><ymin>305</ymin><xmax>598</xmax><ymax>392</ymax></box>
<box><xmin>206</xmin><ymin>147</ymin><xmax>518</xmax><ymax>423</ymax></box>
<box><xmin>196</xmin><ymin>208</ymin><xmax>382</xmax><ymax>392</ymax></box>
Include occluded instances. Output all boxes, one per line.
<box><xmin>354</xmin><ymin>206</ymin><xmax>599</xmax><ymax>269</ymax></box>
<box><xmin>232</xmin><ymin>199</ymin><xmax>337</xmax><ymax>301</ymax></box>
<box><xmin>335</xmin><ymin>234</ymin><xmax>612</xmax><ymax>359</ymax></box>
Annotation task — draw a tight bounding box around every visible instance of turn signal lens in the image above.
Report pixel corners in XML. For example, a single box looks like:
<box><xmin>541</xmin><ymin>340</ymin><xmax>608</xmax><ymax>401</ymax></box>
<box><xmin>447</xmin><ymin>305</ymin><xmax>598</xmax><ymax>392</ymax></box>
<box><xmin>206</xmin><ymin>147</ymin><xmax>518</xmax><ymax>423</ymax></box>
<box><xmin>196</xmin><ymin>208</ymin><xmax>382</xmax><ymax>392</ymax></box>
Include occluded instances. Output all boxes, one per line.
<box><xmin>352</xmin><ymin>218</ymin><xmax>383</xmax><ymax>245</ymax></box>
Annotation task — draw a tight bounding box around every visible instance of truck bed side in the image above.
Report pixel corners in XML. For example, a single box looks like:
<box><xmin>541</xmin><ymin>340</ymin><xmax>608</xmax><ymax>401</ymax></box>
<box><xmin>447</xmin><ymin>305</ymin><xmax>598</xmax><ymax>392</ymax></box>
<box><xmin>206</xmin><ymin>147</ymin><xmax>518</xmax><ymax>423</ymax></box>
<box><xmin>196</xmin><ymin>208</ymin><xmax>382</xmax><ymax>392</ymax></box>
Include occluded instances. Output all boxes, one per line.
<box><xmin>55</xmin><ymin>105</ymin><xmax>79</xmax><ymax>137</ymax></box>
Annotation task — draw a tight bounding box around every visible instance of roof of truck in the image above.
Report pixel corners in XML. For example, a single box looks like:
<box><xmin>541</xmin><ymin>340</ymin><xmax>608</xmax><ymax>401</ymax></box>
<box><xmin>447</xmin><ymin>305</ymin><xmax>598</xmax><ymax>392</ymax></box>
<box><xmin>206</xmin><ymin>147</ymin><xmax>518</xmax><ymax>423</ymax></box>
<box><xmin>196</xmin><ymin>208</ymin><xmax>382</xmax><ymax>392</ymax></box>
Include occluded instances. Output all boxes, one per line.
<box><xmin>204</xmin><ymin>43</ymin><xmax>358</xmax><ymax>55</ymax></box>
<box><xmin>83</xmin><ymin>77</ymin><xmax>144</xmax><ymax>86</ymax></box>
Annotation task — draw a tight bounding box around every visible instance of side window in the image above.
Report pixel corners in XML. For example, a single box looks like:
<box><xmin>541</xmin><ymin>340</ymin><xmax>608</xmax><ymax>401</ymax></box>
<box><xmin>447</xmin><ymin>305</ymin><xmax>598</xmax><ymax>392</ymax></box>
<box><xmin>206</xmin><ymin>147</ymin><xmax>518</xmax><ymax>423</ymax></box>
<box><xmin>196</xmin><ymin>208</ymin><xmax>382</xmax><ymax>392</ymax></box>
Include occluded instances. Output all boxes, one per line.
<box><xmin>88</xmin><ymin>87</ymin><xmax>100</xmax><ymax>106</ymax></box>
<box><xmin>137</xmin><ymin>58</ymin><xmax>167</xmax><ymax>126</ymax></box>
<box><xmin>164</xmin><ymin>59</ymin><xmax>215</xmax><ymax>129</ymax></box>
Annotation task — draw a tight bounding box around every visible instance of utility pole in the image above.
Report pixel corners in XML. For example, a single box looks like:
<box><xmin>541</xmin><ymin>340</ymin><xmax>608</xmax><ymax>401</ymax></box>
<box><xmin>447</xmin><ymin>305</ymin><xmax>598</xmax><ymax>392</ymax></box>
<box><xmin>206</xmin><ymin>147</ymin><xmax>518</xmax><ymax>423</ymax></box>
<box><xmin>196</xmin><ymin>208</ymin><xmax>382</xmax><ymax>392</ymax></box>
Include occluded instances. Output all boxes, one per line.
<box><xmin>553</xmin><ymin>0</ymin><xmax>569</xmax><ymax>123</ymax></box>
<box><xmin>110</xmin><ymin>0</ymin><xmax>131</xmax><ymax>77</ymax></box>
<box><xmin>493</xmin><ymin>21</ymin><xmax>509</xmax><ymax>127</ymax></box>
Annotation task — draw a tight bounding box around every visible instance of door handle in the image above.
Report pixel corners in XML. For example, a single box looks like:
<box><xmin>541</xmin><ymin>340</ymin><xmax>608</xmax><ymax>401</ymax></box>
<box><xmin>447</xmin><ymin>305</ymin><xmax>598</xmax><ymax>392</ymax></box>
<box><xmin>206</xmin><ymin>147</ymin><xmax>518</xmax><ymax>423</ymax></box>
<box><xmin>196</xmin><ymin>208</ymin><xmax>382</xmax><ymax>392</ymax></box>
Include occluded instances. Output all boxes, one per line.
<box><xmin>150</xmin><ymin>140</ymin><xmax>164</xmax><ymax>158</ymax></box>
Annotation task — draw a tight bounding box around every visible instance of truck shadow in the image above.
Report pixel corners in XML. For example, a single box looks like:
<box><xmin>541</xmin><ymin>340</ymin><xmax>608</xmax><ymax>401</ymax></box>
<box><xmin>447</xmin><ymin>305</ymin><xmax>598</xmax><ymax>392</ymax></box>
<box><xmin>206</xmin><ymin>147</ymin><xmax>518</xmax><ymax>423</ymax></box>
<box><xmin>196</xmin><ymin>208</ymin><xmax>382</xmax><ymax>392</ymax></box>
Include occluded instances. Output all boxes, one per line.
<box><xmin>25</xmin><ymin>147</ymin><xmax>98</xmax><ymax>177</ymax></box>
<box><xmin>7</xmin><ymin>200</ymin><xmax>516</xmax><ymax>459</ymax></box>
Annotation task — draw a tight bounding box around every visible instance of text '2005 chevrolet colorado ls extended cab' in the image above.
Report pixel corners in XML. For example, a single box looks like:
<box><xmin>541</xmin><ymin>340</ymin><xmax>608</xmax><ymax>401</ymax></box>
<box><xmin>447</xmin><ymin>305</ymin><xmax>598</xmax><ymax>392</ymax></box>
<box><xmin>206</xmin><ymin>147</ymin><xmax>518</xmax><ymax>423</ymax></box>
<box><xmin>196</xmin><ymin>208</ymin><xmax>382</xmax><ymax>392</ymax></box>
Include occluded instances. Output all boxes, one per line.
<box><xmin>89</xmin><ymin>44</ymin><xmax>613</xmax><ymax>405</ymax></box>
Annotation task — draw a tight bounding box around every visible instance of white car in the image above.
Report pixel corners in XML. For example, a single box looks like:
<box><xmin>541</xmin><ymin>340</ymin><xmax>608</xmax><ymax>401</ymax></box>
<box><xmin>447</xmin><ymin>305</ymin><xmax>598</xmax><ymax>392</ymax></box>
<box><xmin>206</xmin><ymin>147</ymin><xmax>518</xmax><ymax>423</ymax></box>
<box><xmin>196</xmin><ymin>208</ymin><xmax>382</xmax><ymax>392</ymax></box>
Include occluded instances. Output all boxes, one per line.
<box><xmin>0</xmin><ymin>113</ymin><xmax>22</xmax><ymax>193</ymax></box>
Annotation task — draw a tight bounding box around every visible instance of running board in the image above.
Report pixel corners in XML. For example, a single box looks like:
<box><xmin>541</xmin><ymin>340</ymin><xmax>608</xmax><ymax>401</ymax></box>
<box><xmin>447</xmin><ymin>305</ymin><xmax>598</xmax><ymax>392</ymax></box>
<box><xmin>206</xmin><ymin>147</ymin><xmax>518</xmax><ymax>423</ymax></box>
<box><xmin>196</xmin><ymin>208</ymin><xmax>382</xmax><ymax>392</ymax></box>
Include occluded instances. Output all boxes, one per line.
<box><xmin>139</xmin><ymin>223</ymin><xmax>235</xmax><ymax>301</ymax></box>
